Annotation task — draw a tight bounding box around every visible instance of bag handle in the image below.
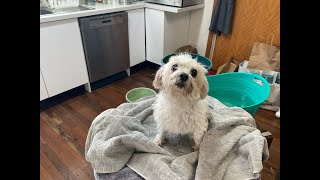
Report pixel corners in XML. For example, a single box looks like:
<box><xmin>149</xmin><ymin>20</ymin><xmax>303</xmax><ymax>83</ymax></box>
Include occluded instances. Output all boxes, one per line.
<box><xmin>258</xmin><ymin>34</ymin><xmax>275</xmax><ymax>54</ymax></box>
<box><xmin>266</xmin><ymin>34</ymin><xmax>274</xmax><ymax>46</ymax></box>
<box><xmin>259</xmin><ymin>34</ymin><xmax>274</xmax><ymax>46</ymax></box>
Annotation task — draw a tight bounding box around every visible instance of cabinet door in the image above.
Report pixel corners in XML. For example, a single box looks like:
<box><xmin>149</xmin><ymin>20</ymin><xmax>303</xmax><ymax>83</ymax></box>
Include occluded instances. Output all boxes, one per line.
<box><xmin>128</xmin><ymin>9</ymin><xmax>146</xmax><ymax>67</ymax></box>
<box><xmin>40</xmin><ymin>70</ymin><xmax>49</xmax><ymax>101</ymax></box>
<box><xmin>40</xmin><ymin>19</ymin><xmax>89</xmax><ymax>97</ymax></box>
<box><xmin>164</xmin><ymin>11</ymin><xmax>190</xmax><ymax>55</ymax></box>
<box><xmin>145</xmin><ymin>8</ymin><xmax>164</xmax><ymax>65</ymax></box>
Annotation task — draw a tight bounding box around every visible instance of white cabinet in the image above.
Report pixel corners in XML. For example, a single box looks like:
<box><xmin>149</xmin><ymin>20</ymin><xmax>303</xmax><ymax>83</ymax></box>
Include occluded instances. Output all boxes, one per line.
<box><xmin>40</xmin><ymin>70</ymin><xmax>49</xmax><ymax>101</ymax></box>
<box><xmin>40</xmin><ymin>18</ymin><xmax>89</xmax><ymax>98</ymax></box>
<box><xmin>128</xmin><ymin>9</ymin><xmax>146</xmax><ymax>67</ymax></box>
<box><xmin>145</xmin><ymin>8</ymin><xmax>191</xmax><ymax>65</ymax></box>
<box><xmin>145</xmin><ymin>8</ymin><xmax>165</xmax><ymax>65</ymax></box>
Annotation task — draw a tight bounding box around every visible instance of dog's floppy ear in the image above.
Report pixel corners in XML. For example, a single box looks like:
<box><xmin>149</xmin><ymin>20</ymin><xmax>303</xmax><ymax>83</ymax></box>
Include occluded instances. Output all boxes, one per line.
<box><xmin>200</xmin><ymin>79</ymin><xmax>209</xmax><ymax>99</ymax></box>
<box><xmin>153</xmin><ymin>67</ymin><xmax>164</xmax><ymax>89</ymax></box>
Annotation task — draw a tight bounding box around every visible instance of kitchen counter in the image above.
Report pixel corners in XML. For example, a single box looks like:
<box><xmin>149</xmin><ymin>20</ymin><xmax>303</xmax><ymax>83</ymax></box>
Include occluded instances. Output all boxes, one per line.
<box><xmin>40</xmin><ymin>1</ymin><xmax>205</xmax><ymax>23</ymax></box>
<box><xmin>145</xmin><ymin>2</ymin><xmax>204</xmax><ymax>13</ymax></box>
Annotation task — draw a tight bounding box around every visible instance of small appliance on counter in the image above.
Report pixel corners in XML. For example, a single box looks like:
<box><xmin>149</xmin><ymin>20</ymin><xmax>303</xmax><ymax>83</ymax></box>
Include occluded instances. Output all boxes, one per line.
<box><xmin>145</xmin><ymin>0</ymin><xmax>202</xmax><ymax>7</ymax></box>
<box><xmin>119</xmin><ymin>0</ymin><xmax>132</xmax><ymax>5</ymax></box>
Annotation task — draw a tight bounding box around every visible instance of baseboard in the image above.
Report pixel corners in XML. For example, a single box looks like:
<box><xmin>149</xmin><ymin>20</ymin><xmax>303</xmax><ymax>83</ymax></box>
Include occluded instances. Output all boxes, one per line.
<box><xmin>40</xmin><ymin>61</ymin><xmax>161</xmax><ymax>110</ymax></box>
<box><xmin>40</xmin><ymin>85</ymin><xmax>86</xmax><ymax>110</ymax></box>
<box><xmin>130</xmin><ymin>61</ymin><xmax>161</xmax><ymax>74</ymax></box>
<box><xmin>89</xmin><ymin>71</ymin><xmax>128</xmax><ymax>91</ymax></box>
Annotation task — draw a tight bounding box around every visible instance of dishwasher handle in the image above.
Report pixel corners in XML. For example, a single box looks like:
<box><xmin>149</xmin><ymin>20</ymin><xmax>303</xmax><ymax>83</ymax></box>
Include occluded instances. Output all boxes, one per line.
<box><xmin>102</xmin><ymin>19</ymin><xmax>111</xmax><ymax>24</ymax></box>
<box><xmin>90</xmin><ymin>15</ymin><xmax>124</xmax><ymax>28</ymax></box>
<box><xmin>79</xmin><ymin>12</ymin><xmax>128</xmax><ymax>29</ymax></box>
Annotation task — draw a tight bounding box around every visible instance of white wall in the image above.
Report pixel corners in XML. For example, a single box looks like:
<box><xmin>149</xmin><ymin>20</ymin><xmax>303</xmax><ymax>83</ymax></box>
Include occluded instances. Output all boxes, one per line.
<box><xmin>188</xmin><ymin>0</ymin><xmax>215</xmax><ymax>56</ymax></box>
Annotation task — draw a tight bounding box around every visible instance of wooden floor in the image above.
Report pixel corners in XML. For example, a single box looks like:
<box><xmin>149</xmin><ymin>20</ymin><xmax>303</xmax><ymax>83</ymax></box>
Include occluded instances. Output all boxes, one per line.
<box><xmin>40</xmin><ymin>67</ymin><xmax>280</xmax><ymax>180</ymax></box>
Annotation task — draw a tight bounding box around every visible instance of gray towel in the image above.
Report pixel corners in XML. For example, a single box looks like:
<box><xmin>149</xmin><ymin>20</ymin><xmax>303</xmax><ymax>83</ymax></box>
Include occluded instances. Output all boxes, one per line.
<box><xmin>209</xmin><ymin>0</ymin><xmax>235</xmax><ymax>36</ymax></box>
<box><xmin>85</xmin><ymin>96</ymin><xmax>269</xmax><ymax>180</ymax></box>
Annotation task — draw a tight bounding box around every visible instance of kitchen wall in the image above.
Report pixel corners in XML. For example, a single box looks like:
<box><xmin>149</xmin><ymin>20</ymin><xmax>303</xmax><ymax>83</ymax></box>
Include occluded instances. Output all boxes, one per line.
<box><xmin>188</xmin><ymin>0</ymin><xmax>215</xmax><ymax>56</ymax></box>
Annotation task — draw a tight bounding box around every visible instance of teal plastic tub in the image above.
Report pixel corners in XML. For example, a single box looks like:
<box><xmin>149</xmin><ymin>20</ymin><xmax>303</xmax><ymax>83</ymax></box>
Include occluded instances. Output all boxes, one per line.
<box><xmin>206</xmin><ymin>72</ymin><xmax>270</xmax><ymax>116</ymax></box>
<box><xmin>161</xmin><ymin>53</ymin><xmax>212</xmax><ymax>71</ymax></box>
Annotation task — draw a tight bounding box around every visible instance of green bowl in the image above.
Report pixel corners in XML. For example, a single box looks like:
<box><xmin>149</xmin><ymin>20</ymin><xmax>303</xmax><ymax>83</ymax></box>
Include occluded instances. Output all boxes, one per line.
<box><xmin>125</xmin><ymin>87</ymin><xmax>157</xmax><ymax>103</ymax></box>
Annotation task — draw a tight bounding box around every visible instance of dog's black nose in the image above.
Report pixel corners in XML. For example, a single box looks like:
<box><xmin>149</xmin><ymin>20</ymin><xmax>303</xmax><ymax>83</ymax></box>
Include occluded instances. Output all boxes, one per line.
<box><xmin>179</xmin><ymin>73</ymin><xmax>189</xmax><ymax>81</ymax></box>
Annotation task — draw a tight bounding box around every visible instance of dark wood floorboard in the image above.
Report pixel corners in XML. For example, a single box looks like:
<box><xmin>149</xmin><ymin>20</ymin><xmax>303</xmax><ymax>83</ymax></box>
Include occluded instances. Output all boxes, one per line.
<box><xmin>254</xmin><ymin>109</ymin><xmax>280</xmax><ymax>180</ymax></box>
<box><xmin>40</xmin><ymin>67</ymin><xmax>280</xmax><ymax>180</ymax></box>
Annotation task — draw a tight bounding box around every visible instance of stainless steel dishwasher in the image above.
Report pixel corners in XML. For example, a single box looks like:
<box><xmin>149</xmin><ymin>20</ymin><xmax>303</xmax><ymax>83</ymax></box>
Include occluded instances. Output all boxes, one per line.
<box><xmin>79</xmin><ymin>12</ymin><xmax>130</xmax><ymax>84</ymax></box>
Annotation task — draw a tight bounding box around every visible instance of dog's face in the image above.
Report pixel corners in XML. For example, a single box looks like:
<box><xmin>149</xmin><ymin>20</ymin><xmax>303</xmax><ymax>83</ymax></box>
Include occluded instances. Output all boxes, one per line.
<box><xmin>153</xmin><ymin>54</ymin><xmax>209</xmax><ymax>101</ymax></box>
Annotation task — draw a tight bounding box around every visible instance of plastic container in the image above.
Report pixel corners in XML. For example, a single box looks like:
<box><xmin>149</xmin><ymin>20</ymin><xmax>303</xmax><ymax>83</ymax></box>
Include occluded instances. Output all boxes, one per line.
<box><xmin>206</xmin><ymin>72</ymin><xmax>270</xmax><ymax>116</ymax></box>
<box><xmin>161</xmin><ymin>53</ymin><xmax>212</xmax><ymax>71</ymax></box>
<box><xmin>125</xmin><ymin>87</ymin><xmax>157</xmax><ymax>103</ymax></box>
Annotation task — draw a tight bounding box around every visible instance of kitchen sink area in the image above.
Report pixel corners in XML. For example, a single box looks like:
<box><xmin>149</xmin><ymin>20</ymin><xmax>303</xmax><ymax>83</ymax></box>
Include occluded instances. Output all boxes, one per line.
<box><xmin>40</xmin><ymin>6</ymin><xmax>95</xmax><ymax>16</ymax></box>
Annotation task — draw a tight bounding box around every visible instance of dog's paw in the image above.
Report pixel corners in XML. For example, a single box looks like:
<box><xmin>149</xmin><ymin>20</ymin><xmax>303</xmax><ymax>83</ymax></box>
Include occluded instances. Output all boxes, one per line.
<box><xmin>154</xmin><ymin>138</ymin><xmax>166</xmax><ymax>146</ymax></box>
<box><xmin>192</xmin><ymin>144</ymin><xmax>200</xmax><ymax>151</ymax></box>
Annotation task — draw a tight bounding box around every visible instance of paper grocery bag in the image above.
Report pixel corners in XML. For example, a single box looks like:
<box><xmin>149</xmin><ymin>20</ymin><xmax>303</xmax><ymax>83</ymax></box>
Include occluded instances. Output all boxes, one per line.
<box><xmin>216</xmin><ymin>58</ymin><xmax>240</xmax><ymax>74</ymax></box>
<box><xmin>248</xmin><ymin>35</ymin><xmax>280</xmax><ymax>71</ymax></box>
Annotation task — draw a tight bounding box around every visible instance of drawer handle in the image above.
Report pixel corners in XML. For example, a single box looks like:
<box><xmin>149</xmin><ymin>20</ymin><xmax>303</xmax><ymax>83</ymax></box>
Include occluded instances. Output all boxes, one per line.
<box><xmin>102</xmin><ymin>20</ymin><xmax>111</xmax><ymax>23</ymax></box>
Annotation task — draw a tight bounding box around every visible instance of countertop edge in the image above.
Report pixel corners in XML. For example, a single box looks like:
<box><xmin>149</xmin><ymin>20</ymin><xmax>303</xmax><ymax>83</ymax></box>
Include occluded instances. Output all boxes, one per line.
<box><xmin>40</xmin><ymin>2</ymin><xmax>205</xmax><ymax>24</ymax></box>
<box><xmin>144</xmin><ymin>3</ymin><xmax>205</xmax><ymax>13</ymax></box>
<box><xmin>40</xmin><ymin>3</ymin><xmax>145</xmax><ymax>23</ymax></box>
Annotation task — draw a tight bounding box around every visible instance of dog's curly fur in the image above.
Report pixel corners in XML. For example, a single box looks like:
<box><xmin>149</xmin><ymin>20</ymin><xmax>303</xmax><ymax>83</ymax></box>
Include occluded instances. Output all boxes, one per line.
<box><xmin>152</xmin><ymin>53</ymin><xmax>209</xmax><ymax>151</ymax></box>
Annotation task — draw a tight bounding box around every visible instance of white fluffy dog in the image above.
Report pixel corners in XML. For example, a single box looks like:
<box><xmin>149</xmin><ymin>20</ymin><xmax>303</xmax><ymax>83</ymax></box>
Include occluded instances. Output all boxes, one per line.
<box><xmin>152</xmin><ymin>54</ymin><xmax>209</xmax><ymax>151</ymax></box>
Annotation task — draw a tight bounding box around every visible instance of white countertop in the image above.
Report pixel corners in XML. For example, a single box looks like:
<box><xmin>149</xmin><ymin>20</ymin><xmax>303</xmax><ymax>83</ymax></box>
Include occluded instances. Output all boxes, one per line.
<box><xmin>145</xmin><ymin>2</ymin><xmax>204</xmax><ymax>13</ymax></box>
<box><xmin>40</xmin><ymin>2</ymin><xmax>205</xmax><ymax>23</ymax></box>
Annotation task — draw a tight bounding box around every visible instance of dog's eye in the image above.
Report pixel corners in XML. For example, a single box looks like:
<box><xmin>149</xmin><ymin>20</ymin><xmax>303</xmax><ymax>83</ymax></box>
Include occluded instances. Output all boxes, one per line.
<box><xmin>172</xmin><ymin>64</ymin><xmax>178</xmax><ymax>71</ymax></box>
<box><xmin>191</xmin><ymin>69</ymin><xmax>197</xmax><ymax>77</ymax></box>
